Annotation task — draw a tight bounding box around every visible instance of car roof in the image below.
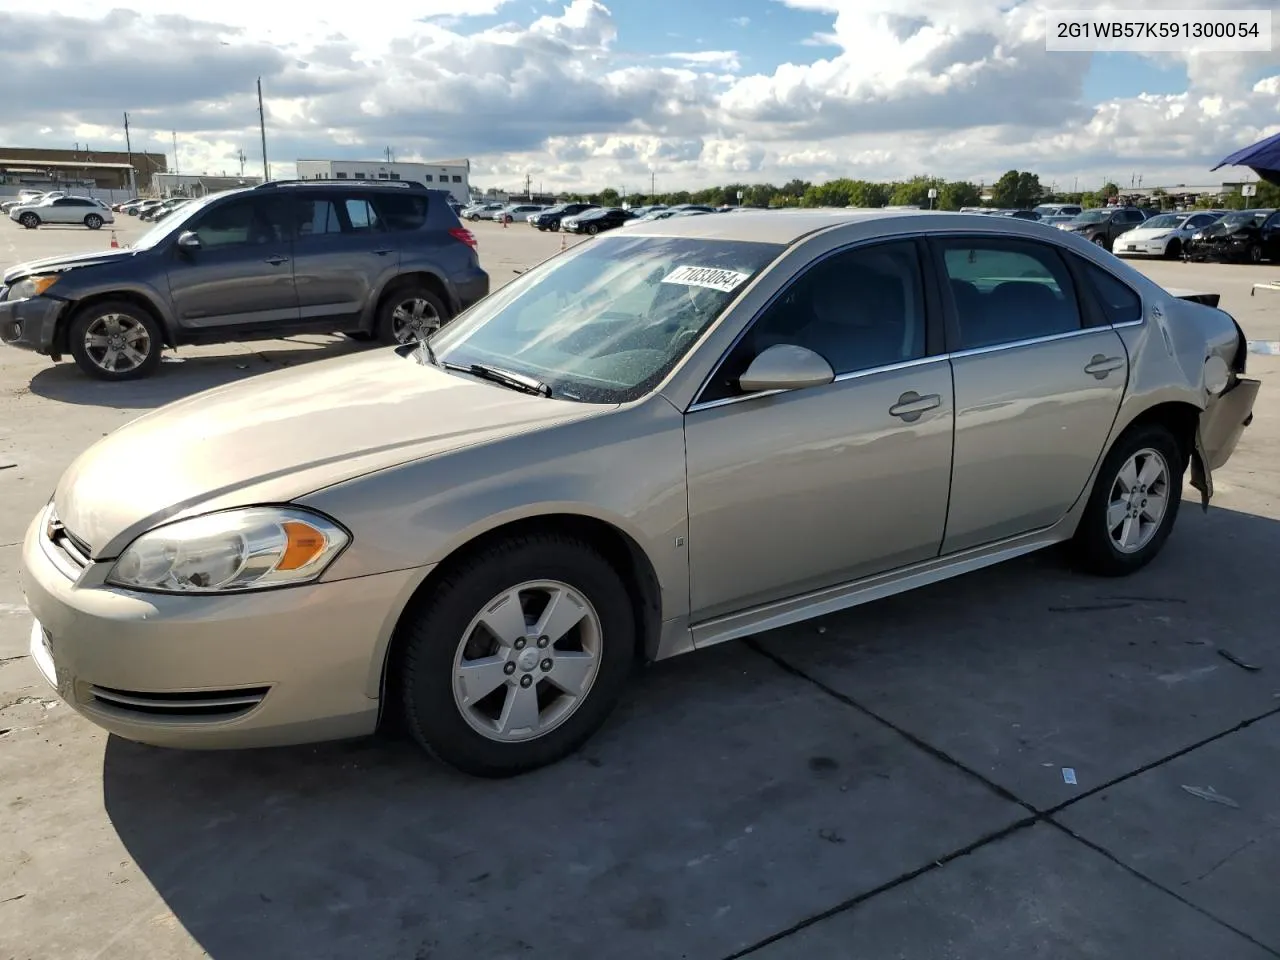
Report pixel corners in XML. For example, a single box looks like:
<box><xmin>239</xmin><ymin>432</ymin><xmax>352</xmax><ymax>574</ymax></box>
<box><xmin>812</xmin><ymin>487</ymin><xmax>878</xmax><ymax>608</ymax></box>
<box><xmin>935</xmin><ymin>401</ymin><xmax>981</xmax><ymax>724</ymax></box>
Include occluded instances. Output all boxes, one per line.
<box><xmin>619</xmin><ymin>207</ymin><xmax>1080</xmax><ymax>245</ymax></box>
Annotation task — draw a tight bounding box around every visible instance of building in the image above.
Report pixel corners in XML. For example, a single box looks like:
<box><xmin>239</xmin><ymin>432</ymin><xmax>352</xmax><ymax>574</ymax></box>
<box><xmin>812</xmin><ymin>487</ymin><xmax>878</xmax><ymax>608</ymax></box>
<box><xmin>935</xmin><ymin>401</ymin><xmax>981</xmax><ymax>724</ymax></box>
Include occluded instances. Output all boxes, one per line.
<box><xmin>0</xmin><ymin>146</ymin><xmax>167</xmax><ymax>190</ymax></box>
<box><xmin>151</xmin><ymin>173</ymin><xmax>264</xmax><ymax>198</ymax></box>
<box><xmin>294</xmin><ymin>158</ymin><xmax>470</xmax><ymax>203</ymax></box>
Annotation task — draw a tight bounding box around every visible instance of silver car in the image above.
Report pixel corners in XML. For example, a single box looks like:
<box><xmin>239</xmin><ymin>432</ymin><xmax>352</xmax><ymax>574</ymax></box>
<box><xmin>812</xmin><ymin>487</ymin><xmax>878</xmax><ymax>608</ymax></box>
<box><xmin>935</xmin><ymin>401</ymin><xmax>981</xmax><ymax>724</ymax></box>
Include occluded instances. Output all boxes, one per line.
<box><xmin>21</xmin><ymin>210</ymin><xmax>1259</xmax><ymax>777</ymax></box>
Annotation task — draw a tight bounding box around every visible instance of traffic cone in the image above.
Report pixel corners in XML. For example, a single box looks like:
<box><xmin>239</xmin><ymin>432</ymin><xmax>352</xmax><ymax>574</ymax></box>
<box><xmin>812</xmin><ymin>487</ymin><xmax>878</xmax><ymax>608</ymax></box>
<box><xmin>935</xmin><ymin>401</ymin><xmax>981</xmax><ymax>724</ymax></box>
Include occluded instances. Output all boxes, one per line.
<box><xmin>109</xmin><ymin>230</ymin><xmax>119</xmax><ymax>249</ymax></box>
<box><xmin>560</xmin><ymin>234</ymin><xmax>566</xmax><ymax>252</ymax></box>
<box><xmin>502</xmin><ymin>214</ymin><xmax>508</xmax><ymax>228</ymax></box>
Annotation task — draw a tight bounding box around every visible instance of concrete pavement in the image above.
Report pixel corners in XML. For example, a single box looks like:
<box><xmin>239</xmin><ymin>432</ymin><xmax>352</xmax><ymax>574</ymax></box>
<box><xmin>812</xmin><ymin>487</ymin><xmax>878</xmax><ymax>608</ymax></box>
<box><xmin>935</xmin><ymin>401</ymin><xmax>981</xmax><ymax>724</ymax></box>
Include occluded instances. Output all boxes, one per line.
<box><xmin>1</xmin><ymin>214</ymin><xmax>1278</xmax><ymax>959</ymax></box>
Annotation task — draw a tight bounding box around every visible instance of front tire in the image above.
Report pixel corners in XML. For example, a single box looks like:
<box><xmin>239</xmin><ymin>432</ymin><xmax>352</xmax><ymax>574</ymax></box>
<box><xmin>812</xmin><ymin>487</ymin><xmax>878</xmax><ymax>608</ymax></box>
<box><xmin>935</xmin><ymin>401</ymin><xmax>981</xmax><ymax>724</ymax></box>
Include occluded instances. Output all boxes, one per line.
<box><xmin>67</xmin><ymin>301</ymin><xmax>164</xmax><ymax>381</ymax></box>
<box><xmin>1071</xmin><ymin>423</ymin><xmax>1183</xmax><ymax>577</ymax></box>
<box><xmin>1164</xmin><ymin>239</ymin><xmax>1182</xmax><ymax>260</ymax></box>
<box><xmin>19</xmin><ymin>212</ymin><xmax>39</xmax><ymax>229</ymax></box>
<box><xmin>398</xmin><ymin>534</ymin><xmax>636</xmax><ymax>777</ymax></box>
<box><xmin>1247</xmin><ymin>243</ymin><xmax>1263</xmax><ymax>263</ymax></box>
<box><xmin>587</xmin><ymin>223</ymin><xmax>600</xmax><ymax>235</ymax></box>
<box><xmin>1092</xmin><ymin>234</ymin><xmax>1107</xmax><ymax>248</ymax></box>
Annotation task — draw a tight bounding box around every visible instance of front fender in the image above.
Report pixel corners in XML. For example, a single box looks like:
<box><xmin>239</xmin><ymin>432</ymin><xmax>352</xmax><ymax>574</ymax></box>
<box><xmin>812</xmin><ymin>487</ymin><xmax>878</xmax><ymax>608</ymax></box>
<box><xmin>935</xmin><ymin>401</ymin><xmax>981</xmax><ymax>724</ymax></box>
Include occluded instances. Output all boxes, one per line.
<box><xmin>55</xmin><ymin>278</ymin><xmax>179</xmax><ymax>345</ymax></box>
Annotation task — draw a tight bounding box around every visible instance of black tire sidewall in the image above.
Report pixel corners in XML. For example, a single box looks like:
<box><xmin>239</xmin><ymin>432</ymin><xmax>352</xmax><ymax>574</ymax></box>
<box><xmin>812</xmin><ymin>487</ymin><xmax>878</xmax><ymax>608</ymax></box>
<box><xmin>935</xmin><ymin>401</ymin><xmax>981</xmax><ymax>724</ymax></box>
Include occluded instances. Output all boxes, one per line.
<box><xmin>374</xmin><ymin>284</ymin><xmax>450</xmax><ymax>346</ymax></box>
<box><xmin>399</xmin><ymin>536</ymin><xmax>636</xmax><ymax>777</ymax></box>
<box><xmin>67</xmin><ymin>302</ymin><xmax>164</xmax><ymax>381</ymax></box>
<box><xmin>1073</xmin><ymin>423</ymin><xmax>1184</xmax><ymax>576</ymax></box>
<box><xmin>1249</xmin><ymin>244</ymin><xmax>1262</xmax><ymax>263</ymax></box>
<box><xmin>588</xmin><ymin>224</ymin><xmax>599</xmax><ymax>235</ymax></box>
<box><xmin>20</xmin><ymin>213</ymin><xmax>38</xmax><ymax>228</ymax></box>
<box><xmin>85</xmin><ymin>215</ymin><xmax>103</xmax><ymax>230</ymax></box>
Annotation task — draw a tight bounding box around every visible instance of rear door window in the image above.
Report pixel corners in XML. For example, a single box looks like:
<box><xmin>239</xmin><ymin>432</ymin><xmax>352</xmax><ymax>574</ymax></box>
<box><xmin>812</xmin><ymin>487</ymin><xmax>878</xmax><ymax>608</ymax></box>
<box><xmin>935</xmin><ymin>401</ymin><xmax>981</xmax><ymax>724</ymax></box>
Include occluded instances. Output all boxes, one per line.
<box><xmin>936</xmin><ymin>238</ymin><xmax>1083</xmax><ymax>350</ymax></box>
<box><xmin>372</xmin><ymin>193</ymin><xmax>428</xmax><ymax>231</ymax></box>
<box><xmin>343</xmin><ymin>197</ymin><xmax>384</xmax><ymax>233</ymax></box>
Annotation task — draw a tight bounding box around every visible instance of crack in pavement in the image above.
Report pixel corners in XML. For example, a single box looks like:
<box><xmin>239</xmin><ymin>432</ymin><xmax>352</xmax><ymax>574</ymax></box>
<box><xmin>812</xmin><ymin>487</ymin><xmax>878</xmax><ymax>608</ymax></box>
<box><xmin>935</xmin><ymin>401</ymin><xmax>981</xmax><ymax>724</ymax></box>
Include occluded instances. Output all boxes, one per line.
<box><xmin>736</xmin><ymin>639</ymin><xmax>1280</xmax><ymax>959</ymax></box>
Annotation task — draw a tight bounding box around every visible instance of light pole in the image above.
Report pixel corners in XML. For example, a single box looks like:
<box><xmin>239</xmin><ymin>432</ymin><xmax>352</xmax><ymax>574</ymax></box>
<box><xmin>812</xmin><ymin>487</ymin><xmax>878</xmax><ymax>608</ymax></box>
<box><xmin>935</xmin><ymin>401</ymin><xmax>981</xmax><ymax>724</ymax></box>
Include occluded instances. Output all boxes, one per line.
<box><xmin>257</xmin><ymin>77</ymin><xmax>270</xmax><ymax>181</ymax></box>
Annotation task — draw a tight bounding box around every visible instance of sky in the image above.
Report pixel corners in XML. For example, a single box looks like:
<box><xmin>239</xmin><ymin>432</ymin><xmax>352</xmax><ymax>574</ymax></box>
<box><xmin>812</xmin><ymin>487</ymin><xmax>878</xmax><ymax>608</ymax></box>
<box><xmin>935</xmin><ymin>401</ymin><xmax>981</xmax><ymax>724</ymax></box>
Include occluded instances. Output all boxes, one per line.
<box><xmin>0</xmin><ymin>0</ymin><xmax>1276</xmax><ymax>194</ymax></box>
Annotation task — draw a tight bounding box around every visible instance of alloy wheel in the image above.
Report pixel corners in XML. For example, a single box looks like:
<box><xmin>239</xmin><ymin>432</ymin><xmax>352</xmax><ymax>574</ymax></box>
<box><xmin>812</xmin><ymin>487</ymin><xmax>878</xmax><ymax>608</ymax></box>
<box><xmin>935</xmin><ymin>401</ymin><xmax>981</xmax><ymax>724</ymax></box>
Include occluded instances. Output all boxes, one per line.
<box><xmin>1106</xmin><ymin>447</ymin><xmax>1170</xmax><ymax>554</ymax></box>
<box><xmin>451</xmin><ymin>580</ymin><xmax>603</xmax><ymax>743</ymax></box>
<box><xmin>390</xmin><ymin>297</ymin><xmax>441</xmax><ymax>343</ymax></box>
<box><xmin>81</xmin><ymin>313</ymin><xmax>153</xmax><ymax>374</ymax></box>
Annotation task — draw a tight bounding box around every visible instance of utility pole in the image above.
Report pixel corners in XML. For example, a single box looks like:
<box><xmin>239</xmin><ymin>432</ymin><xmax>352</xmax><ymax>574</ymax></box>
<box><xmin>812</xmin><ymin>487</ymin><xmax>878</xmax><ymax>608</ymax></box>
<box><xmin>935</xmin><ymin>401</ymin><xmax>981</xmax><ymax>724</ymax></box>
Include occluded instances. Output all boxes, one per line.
<box><xmin>123</xmin><ymin>112</ymin><xmax>136</xmax><ymax>194</ymax></box>
<box><xmin>524</xmin><ymin>172</ymin><xmax>532</xmax><ymax>199</ymax></box>
<box><xmin>651</xmin><ymin>169</ymin><xmax>656</xmax><ymax>198</ymax></box>
<box><xmin>257</xmin><ymin>77</ymin><xmax>270</xmax><ymax>181</ymax></box>
<box><xmin>237</xmin><ymin>148</ymin><xmax>246</xmax><ymax>177</ymax></box>
<box><xmin>172</xmin><ymin>130</ymin><xmax>179</xmax><ymax>178</ymax></box>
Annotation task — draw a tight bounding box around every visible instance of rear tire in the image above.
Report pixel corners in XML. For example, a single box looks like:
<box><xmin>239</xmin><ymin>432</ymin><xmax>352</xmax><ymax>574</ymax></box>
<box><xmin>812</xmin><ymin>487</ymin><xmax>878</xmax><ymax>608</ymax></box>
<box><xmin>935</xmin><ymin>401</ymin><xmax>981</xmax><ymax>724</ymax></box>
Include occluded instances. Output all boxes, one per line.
<box><xmin>398</xmin><ymin>534</ymin><xmax>636</xmax><ymax>777</ymax></box>
<box><xmin>85</xmin><ymin>214</ymin><xmax>103</xmax><ymax>230</ymax></box>
<box><xmin>67</xmin><ymin>300</ymin><xmax>164</xmax><ymax>381</ymax></box>
<box><xmin>1071</xmin><ymin>422</ymin><xmax>1183</xmax><ymax>577</ymax></box>
<box><xmin>374</xmin><ymin>282</ymin><xmax>451</xmax><ymax>345</ymax></box>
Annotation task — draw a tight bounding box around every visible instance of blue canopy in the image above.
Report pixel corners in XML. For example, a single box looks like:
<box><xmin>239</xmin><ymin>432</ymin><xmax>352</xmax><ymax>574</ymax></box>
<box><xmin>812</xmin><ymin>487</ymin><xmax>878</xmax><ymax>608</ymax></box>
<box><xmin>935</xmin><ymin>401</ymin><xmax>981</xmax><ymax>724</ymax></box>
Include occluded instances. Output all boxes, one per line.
<box><xmin>1211</xmin><ymin>131</ymin><xmax>1280</xmax><ymax>187</ymax></box>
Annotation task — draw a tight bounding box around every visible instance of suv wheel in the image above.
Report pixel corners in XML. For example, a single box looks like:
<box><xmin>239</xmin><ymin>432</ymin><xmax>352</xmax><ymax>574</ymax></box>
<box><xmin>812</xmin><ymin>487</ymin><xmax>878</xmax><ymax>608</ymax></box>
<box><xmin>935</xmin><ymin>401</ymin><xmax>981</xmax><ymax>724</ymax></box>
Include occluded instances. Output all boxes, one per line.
<box><xmin>68</xmin><ymin>301</ymin><xmax>164</xmax><ymax>381</ymax></box>
<box><xmin>397</xmin><ymin>533</ymin><xmax>636</xmax><ymax>777</ymax></box>
<box><xmin>1092</xmin><ymin>234</ymin><xmax>1107</xmax><ymax>247</ymax></box>
<box><xmin>1247</xmin><ymin>243</ymin><xmax>1263</xmax><ymax>263</ymax></box>
<box><xmin>19</xmin><ymin>212</ymin><xmax>39</xmax><ymax>229</ymax></box>
<box><xmin>84</xmin><ymin>214</ymin><xmax>104</xmax><ymax>230</ymax></box>
<box><xmin>376</xmin><ymin>284</ymin><xmax>451</xmax><ymax>345</ymax></box>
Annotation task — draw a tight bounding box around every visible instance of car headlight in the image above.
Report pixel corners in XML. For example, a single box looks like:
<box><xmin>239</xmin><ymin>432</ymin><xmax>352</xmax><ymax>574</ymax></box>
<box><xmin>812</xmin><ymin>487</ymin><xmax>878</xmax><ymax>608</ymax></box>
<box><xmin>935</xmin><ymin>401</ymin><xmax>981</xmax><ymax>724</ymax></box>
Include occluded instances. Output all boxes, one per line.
<box><xmin>1192</xmin><ymin>232</ymin><xmax>1204</xmax><ymax>240</ymax></box>
<box><xmin>8</xmin><ymin>275</ymin><xmax>59</xmax><ymax>300</ymax></box>
<box><xmin>106</xmin><ymin>506</ymin><xmax>349</xmax><ymax>594</ymax></box>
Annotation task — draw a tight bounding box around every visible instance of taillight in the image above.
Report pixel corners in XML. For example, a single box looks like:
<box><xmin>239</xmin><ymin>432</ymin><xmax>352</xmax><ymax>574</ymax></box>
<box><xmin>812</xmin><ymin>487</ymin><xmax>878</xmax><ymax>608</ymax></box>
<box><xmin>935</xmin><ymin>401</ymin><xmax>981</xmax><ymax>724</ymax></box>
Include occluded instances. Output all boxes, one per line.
<box><xmin>449</xmin><ymin>227</ymin><xmax>477</xmax><ymax>249</ymax></box>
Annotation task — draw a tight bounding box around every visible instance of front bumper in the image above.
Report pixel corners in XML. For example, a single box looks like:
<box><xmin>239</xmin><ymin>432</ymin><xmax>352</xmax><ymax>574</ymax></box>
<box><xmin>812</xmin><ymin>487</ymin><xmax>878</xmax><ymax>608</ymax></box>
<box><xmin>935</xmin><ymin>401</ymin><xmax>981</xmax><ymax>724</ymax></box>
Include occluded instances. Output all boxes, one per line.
<box><xmin>0</xmin><ymin>294</ymin><xmax>65</xmax><ymax>354</ymax></box>
<box><xmin>21</xmin><ymin>508</ymin><xmax>429</xmax><ymax>750</ymax></box>
<box><xmin>1184</xmin><ymin>239</ymin><xmax>1249</xmax><ymax>261</ymax></box>
<box><xmin>1115</xmin><ymin>238</ymin><xmax>1171</xmax><ymax>256</ymax></box>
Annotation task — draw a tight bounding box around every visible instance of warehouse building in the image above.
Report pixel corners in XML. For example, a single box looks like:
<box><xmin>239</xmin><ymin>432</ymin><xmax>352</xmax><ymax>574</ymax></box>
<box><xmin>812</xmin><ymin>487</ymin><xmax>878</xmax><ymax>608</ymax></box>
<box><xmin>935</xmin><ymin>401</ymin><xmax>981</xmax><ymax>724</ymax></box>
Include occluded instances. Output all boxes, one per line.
<box><xmin>0</xmin><ymin>146</ymin><xmax>167</xmax><ymax>190</ymax></box>
<box><xmin>294</xmin><ymin>158</ymin><xmax>470</xmax><ymax>203</ymax></box>
<box><xmin>151</xmin><ymin>173</ymin><xmax>265</xmax><ymax>197</ymax></box>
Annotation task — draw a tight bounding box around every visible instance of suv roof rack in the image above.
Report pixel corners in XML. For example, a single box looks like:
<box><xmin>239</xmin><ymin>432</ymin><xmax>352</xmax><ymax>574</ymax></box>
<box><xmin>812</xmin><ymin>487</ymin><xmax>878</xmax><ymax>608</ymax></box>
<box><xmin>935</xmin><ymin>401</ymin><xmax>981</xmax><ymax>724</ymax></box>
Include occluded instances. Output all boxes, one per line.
<box><xmin>255</xmin><ymin>178</ymin><xmax>429</xmax><ymax>191</ymax></box>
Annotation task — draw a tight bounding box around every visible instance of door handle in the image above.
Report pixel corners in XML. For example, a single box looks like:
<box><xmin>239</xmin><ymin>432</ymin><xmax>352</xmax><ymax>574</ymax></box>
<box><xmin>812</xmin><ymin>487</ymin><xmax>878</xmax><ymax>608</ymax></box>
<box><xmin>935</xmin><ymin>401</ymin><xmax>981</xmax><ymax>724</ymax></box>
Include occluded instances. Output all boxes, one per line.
<box><xmin>264</xmin><ymin>255</ymin><xmax>290</xmax><ymax>266</ymax></box>
<box><xmin>1084</xmin><ymin>354</ymin><xmax>1125</xmax><ymax>378</ymax></box>
<box><xmin>373</xmin><ymin>248</ymin><xmax>394</xmax><ymax>256</ymax></box>
<box><xmin>889</xmin><ymin>391</ymin><xmax>942</xmax><ymax>422</ymax></box>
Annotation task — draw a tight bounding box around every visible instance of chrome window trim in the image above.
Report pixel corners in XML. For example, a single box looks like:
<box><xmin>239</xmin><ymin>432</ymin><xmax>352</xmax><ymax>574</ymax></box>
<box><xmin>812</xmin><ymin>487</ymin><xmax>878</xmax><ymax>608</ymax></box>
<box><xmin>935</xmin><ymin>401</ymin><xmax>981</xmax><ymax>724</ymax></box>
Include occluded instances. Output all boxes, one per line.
<box><xmin>947</xmin><ymin>323</ymin><xmax>1120</xmax><ymax>361</ymax></box>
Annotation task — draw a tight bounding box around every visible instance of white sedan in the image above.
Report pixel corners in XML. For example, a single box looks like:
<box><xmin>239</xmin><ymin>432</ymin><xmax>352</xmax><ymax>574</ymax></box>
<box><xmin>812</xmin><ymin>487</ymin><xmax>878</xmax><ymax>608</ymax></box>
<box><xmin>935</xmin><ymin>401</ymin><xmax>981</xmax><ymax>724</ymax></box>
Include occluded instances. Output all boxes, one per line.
<box><xmin>9</xmin><ymin>196</ymin><xmax>115</xmax><ymax>230</ymax></box>
<box><xmin>1114</xmin><ymin>211</ymin><xmax>1224</xmax><ymax>259</ymax></box>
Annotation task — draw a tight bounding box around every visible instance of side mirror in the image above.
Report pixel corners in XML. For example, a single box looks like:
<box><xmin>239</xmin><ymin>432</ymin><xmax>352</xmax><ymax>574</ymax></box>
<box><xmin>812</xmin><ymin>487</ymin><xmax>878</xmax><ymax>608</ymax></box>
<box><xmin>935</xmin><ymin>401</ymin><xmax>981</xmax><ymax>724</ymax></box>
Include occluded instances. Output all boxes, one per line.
<box><xmin>739</xmin><ymin>343</ymin><xmax>834</xmax><ymax>393</ymax></box>
<box><xmin>176</xmin><ymin>230</ymin><xmax>201</xmax><ymax>251</ymax></box>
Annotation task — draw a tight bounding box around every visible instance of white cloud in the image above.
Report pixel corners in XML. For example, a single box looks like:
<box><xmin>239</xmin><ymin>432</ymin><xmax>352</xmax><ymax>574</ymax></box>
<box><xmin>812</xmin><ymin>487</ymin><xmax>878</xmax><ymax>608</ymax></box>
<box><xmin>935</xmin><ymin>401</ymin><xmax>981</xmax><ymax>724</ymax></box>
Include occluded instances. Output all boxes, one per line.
<box><xmin>0</xmin><ymin>0</ymin><xmax>1276</xmax><ymax>194</ymax></box>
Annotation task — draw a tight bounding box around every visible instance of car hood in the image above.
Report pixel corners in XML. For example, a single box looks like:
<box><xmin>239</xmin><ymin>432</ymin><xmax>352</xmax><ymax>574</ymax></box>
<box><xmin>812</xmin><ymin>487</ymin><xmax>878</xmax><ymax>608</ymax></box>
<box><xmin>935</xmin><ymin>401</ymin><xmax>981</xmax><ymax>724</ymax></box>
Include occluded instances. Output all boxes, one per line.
<box><xmin>1120</xmin><ymin>226</ymin><xmax>1176</xmax><ymax>241</ymax></box>
<box><xmin>53</xmin><ymin>348</ymin><xmax>611</xmax><ymax>558</ymax></box>
<box><xmin>3</xmin><ymin>248</ymin><xmax>138</xmax><ymax>284</ymax></box>
<box><xmin>1198</xmin><ymin>220</ymin><xmax>1252</xmax><ymax>238</ymax></box>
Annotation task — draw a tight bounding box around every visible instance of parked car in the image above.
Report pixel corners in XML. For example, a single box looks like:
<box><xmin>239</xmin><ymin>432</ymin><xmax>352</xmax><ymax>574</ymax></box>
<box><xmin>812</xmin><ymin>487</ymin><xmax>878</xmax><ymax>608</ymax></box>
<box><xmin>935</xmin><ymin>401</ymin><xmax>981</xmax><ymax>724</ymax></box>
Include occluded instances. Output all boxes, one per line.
<box><xmin>1113</xmin><ymin>211</ymin><xmax>1226</xmax><ymax>259</ymax></box>
<box><xmin>498</xmin><ymin>204</ymin><xmax>545</xmax><ymax>224</ymax></box>
<box><xmin>151</xmin><ymin>198</ymin><xmax>193</xmax><ymax>222</ymax></box>
<box><xmin>1038</xmin><ymin>215</ymin><xmax>1077</xmax><ymax>228</ymax></box>
<box><xmin>1033</xmin><ymin>203</ymin><xmax>1083</xmax><ymax>217</ymax></box>
<box><xmin>111</xmin><ymin>197</ymin><xmax>141</xmax><ymax>212</ymax></box>
<box><xmin>1005</xmin><ymin>209</ymin><xmax>1042</xmax><ymax>220</ymax></box>
<box><xmin>139</xmin><ymin>198</ymin><xmax>190</xmax><ymax>222</ymax></box>
<box><xmin>464</xmin><ymin>202</ymin><xmax>507</xmax><ymax>221</ymax></box>
<box><xmin>1183</xmin><ymin>208</ymin><xmax>1280</xmax><ymax>263</ymax></box>
<box><xmin>132</xmin><ymin>199</ymin><xmax>166</xmax><ymax>219</ymax></box>
<box><xmin>8</xmin><ymin>196</ymin><xmax>114</xmax><ymax>230</ymax></box>
<box><xmin>1</xmin><ymin>190</ymin><xmax>62</xmax><ymax>214</ymax></box>
<box><xmin>17</xmin><ymin>210</ymin><xmax>1258</xmax><ymax>777</ymax></box>
<box><xmin>1056</xmin><ymin>207</ymin><xmax>1149</xmax><ymax>250</ymax></box>
<box><xmin>0</xmin><ymin>180</ymin><xmax>488</xmax><ymax>380</ymax></box>
<box><xmin>564</xmin><ymin>207</ymin><xmax>636</xmax><ymax>234</ymax></box>
<box><xmin>120</xmin><ymin>199</ymin><xmax>151</xmax><ymax>216</ymax></box>
<box><xmin>529</xmin><ymin>203</ymin><xmax>598</xmax><ymax>232</ymax></box>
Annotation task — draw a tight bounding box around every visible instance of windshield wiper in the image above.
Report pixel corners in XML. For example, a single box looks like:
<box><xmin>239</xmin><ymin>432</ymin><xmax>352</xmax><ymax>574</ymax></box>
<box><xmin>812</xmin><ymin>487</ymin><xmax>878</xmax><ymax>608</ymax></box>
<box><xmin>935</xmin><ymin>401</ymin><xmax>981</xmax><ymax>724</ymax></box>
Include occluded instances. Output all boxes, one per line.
<box><xmin>446</xmin><ymin>361</ymin><xmax>552</xmax><ymax>397</ymax></box>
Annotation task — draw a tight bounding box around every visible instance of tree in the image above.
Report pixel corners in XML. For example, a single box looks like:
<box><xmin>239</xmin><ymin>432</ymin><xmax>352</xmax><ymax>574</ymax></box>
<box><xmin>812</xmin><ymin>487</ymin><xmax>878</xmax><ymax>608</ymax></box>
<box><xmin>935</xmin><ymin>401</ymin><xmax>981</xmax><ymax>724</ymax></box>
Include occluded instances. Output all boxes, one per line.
<box><xmin>597</xmin><ymin>187</ymin><xmax>620</xmax><ymax>206</ymax></box>
<box><xmin>938</xmin><ymin>180</ymin><xmax>982</xmax><ymax>210</ymax></box>
<box><xmin>1101</xmin><ymin>181</ymin><xmax>1120</xmax><ymax>199</ymax></box>
<box><xmin>990</xmin><ymin>170</ymin><xmax>1045</xmax><ymax>209</ymax></box>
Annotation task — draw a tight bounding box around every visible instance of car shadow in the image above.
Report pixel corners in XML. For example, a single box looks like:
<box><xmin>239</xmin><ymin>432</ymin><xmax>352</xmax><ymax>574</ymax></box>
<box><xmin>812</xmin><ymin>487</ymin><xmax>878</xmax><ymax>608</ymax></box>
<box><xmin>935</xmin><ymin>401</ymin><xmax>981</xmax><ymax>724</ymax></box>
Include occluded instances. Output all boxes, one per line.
<box><xmin>97</xmin><ymin>503</ymin><xmax>1280</xmax><ymax>959</ymax></box>
<box><xmin>26</xmin><ymin>335</ymin><xmax>369</xmax><ymax>409</ymax></box>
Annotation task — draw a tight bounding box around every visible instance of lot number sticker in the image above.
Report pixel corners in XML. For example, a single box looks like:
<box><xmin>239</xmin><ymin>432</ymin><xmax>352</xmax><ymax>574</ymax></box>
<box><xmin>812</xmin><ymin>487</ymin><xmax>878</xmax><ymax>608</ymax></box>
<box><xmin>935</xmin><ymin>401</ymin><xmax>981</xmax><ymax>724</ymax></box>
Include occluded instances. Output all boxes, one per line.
<box><xmin>661</xmin><ymin>265</ymin><xmax>751</xmax><ymax>293</ymax></box>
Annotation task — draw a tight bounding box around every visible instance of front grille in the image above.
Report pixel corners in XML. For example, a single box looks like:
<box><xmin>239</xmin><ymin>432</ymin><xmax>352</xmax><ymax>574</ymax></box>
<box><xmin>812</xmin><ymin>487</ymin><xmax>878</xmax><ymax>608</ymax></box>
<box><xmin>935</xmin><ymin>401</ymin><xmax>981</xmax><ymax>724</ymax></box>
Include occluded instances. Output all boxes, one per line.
<box><xmin>44</xmin><ymin>514</ymin><xmax>91</xmax><ymax>578</ymax></box>
<box><xmin>88</xmin><ymin>685</ymin><xmax>270</xmax><ymax>722</ymax></box>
